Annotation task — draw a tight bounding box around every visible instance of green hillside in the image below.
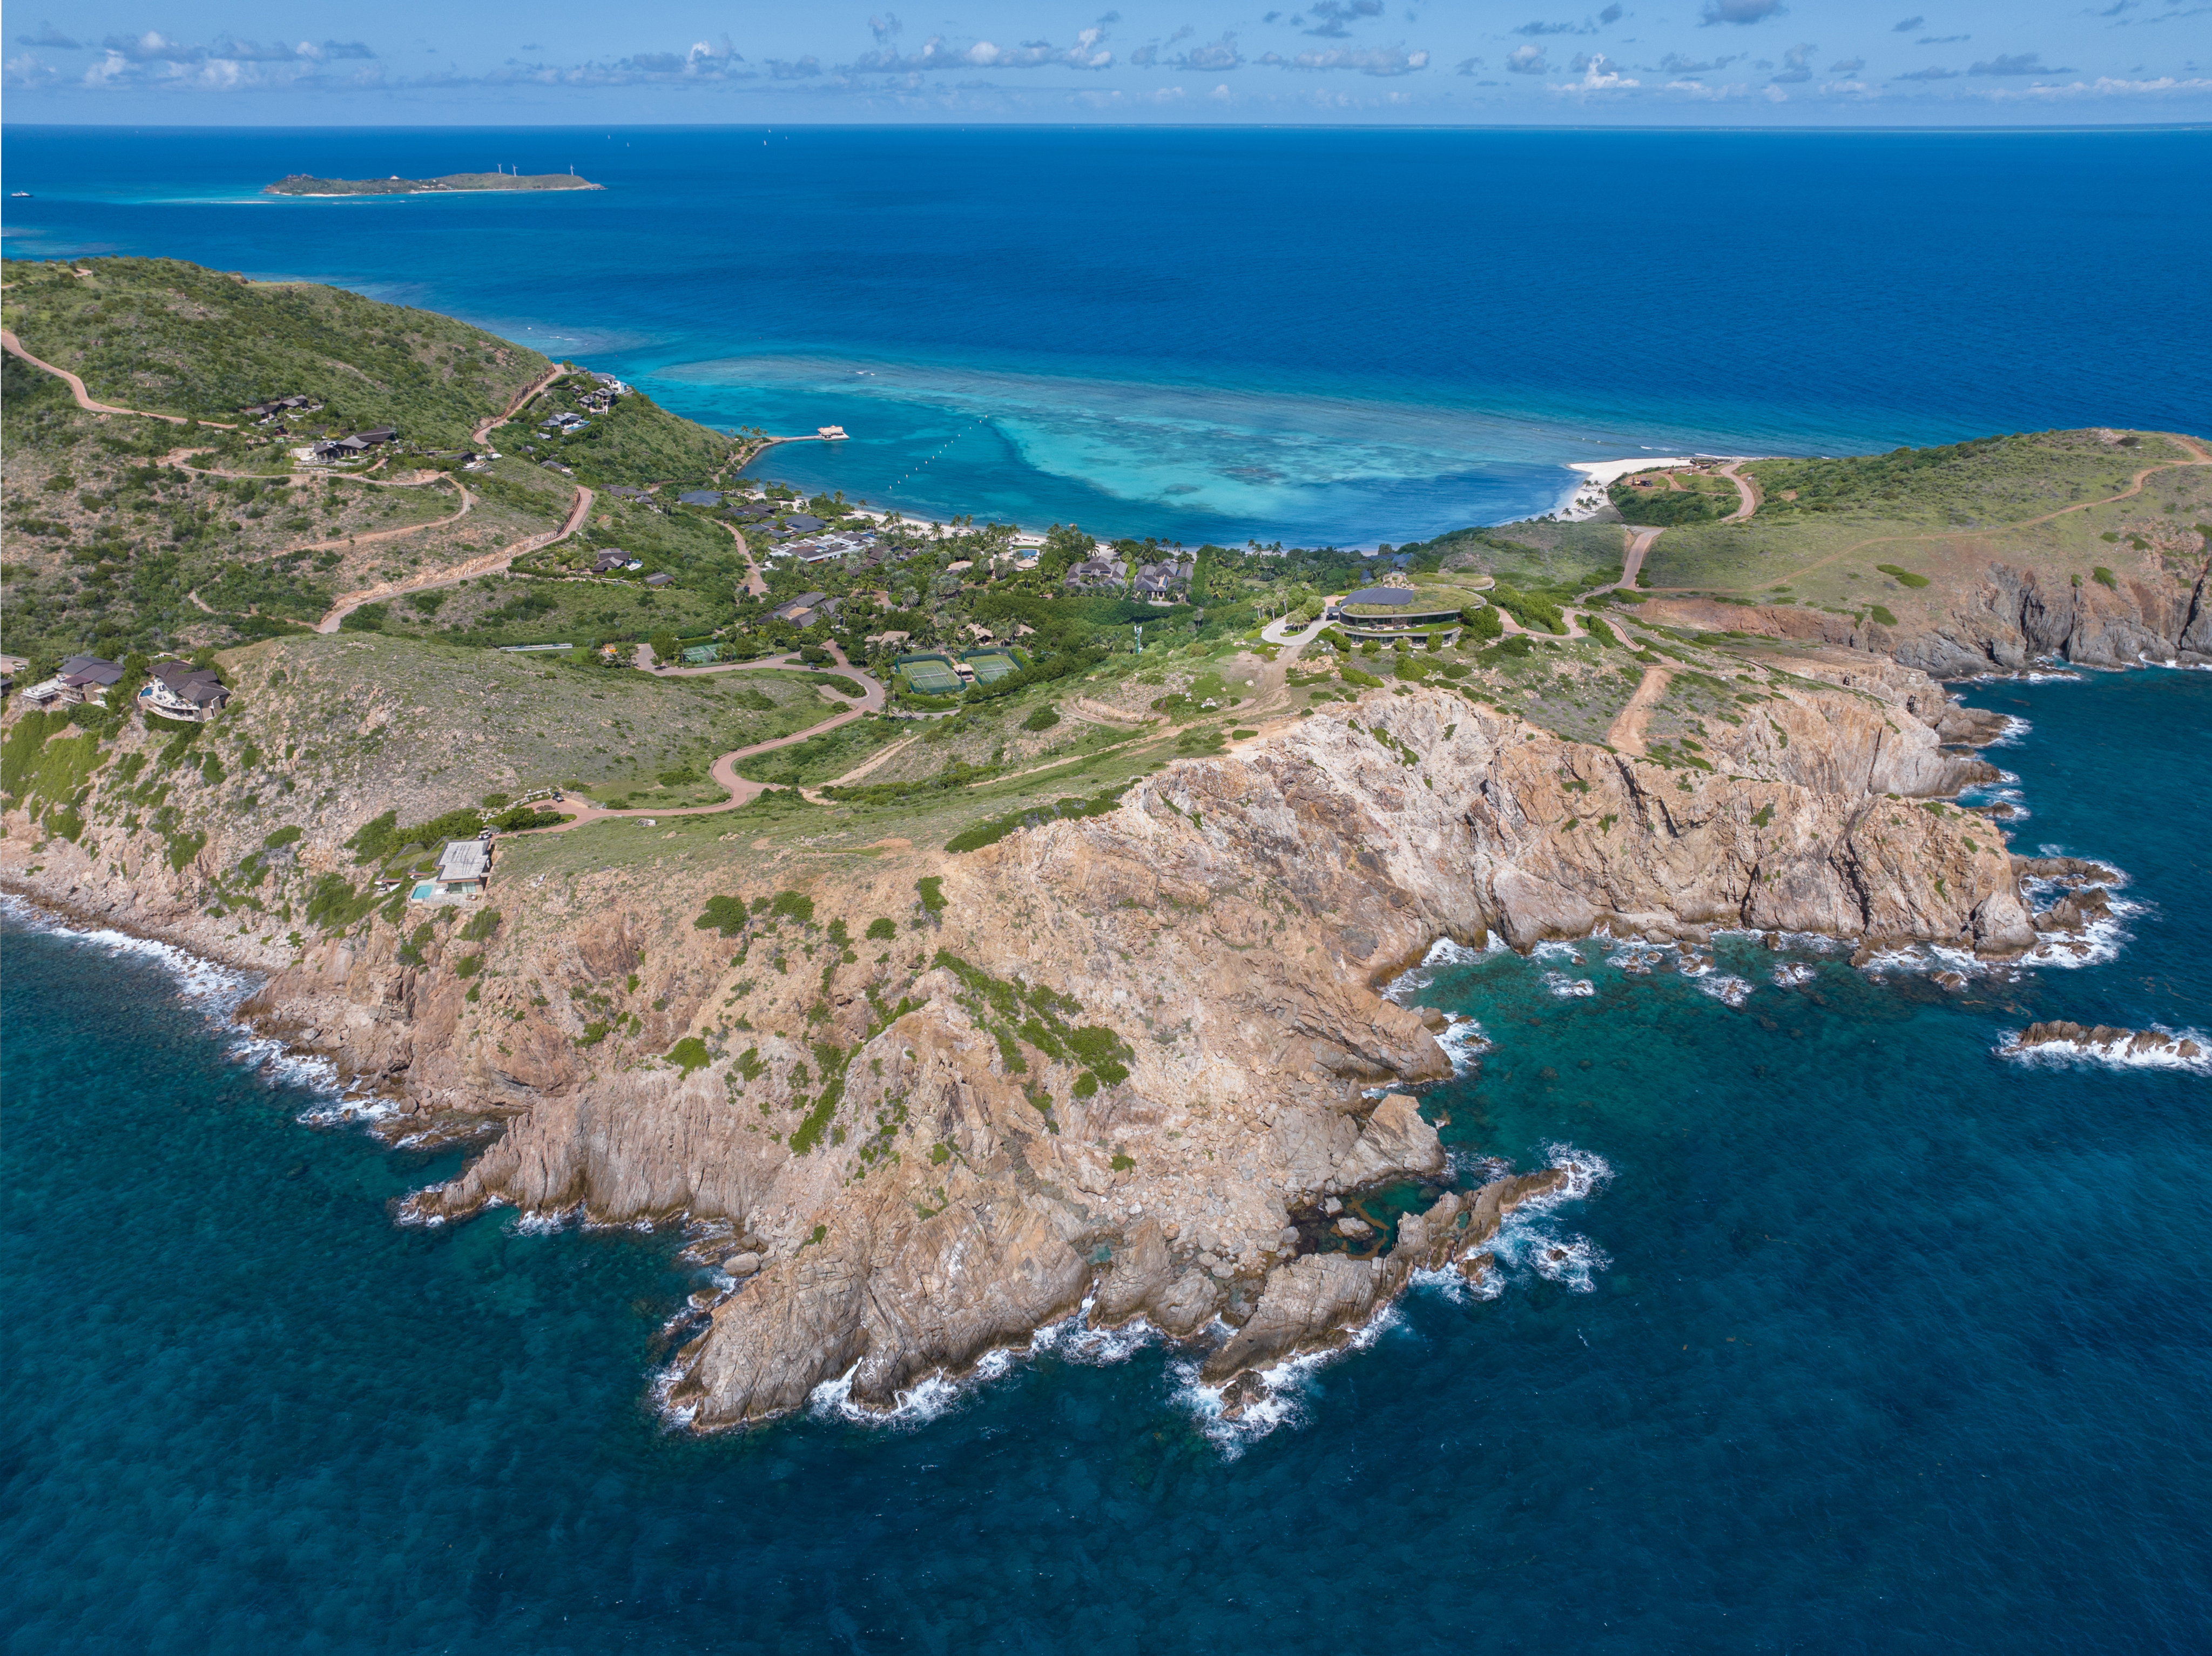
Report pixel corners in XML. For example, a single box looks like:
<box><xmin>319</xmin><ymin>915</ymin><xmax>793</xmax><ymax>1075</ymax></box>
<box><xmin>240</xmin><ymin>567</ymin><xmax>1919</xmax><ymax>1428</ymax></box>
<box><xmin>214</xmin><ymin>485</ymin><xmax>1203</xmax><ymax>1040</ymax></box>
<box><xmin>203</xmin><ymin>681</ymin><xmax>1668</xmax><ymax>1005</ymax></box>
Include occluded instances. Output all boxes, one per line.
<box><xmin>0</xmin><ymin>257</ymin><xmax>753</xmax><ymax>674</ymax></box>
<box><xmin>1</xmin><ymin>257</ymin><xmax>549</xmax><ymax>442</ymax></box>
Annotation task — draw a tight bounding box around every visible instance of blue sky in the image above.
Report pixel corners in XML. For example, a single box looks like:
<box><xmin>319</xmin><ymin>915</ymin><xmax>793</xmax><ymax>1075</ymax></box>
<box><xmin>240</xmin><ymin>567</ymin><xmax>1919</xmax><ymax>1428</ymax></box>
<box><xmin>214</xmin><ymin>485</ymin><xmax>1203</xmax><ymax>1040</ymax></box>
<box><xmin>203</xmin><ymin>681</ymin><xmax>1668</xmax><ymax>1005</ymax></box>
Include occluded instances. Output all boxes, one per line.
<box><xmin>6</xmin><ymin>1</ymin><xmax>2208</xmax><ymax>123</ymax></box>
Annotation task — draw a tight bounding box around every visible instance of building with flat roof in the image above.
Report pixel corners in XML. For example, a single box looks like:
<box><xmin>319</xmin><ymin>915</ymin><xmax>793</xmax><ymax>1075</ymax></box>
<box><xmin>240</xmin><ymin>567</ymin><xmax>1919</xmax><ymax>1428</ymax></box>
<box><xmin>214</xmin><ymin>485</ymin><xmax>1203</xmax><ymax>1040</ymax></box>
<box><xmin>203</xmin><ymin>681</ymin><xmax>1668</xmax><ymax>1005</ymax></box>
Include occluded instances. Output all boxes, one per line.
<box><xmin>416</xmin><ymin>836</ymin><xmax>493</xmax><ymax>903</ymax></box>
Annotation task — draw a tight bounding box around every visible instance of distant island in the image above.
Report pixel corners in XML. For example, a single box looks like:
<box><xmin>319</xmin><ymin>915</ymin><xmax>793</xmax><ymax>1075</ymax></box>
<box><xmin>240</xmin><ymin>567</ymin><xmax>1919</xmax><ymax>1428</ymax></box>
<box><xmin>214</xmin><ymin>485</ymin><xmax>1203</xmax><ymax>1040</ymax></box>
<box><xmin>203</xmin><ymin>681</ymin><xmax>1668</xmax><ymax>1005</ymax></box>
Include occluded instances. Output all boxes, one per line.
<box><xmin>264</xmin><ymin>172</ymin><xmax>602</xmax><ymax>197</ymax></box>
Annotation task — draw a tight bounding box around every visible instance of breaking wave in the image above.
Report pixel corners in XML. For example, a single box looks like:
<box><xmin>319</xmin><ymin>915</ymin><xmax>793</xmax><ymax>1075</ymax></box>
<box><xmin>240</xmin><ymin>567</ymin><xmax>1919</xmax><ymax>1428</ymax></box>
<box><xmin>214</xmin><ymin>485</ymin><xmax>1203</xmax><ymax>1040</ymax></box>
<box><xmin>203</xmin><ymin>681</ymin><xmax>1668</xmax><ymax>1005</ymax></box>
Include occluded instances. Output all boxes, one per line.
<box><xmin>1997</xmin><ymin>1026</ymin><xmax>2210</xmax><ymax>1075</ymax></box>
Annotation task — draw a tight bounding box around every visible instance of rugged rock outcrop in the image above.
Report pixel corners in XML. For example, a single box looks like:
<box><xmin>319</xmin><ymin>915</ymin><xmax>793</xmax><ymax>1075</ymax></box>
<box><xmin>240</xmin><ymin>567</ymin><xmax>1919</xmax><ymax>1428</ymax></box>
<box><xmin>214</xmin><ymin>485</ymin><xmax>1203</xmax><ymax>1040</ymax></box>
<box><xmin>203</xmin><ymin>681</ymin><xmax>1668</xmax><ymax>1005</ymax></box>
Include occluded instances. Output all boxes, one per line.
<box><xmin>2010</xmin><ymin>1021</ymin><xmax>2205</xmax><ymax>1065</ymax></box>
<box><xmin>1637</xmin><ymin>552</ymin><xmax>2212</xmax><ymax>676</ymax></box>
<box><xmin>1</xmin><ymin>653</ymin><xmax>2042</xmax><ymax>1427</ymax></box>
<box><xmin>1203</xmin><ymin>1167</ymin><xmax>1567</xmax><ymax>1386</ymax></box>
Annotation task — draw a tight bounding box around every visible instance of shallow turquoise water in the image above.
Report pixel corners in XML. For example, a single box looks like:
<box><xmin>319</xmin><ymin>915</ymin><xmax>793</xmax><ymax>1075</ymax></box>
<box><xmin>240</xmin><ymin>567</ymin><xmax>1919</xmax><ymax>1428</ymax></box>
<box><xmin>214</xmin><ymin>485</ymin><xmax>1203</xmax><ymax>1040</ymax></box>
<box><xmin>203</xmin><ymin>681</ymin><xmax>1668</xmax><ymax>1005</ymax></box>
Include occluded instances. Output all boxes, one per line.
<box><xmin>4</xmin><ymin>668</ymin><xmax>2208</xmax><ymax>1652</ymax></box>
<box><xmin>4</xmin><ymin>126</ymin><xmax>2207</xmax><ymax>544</ymax></box>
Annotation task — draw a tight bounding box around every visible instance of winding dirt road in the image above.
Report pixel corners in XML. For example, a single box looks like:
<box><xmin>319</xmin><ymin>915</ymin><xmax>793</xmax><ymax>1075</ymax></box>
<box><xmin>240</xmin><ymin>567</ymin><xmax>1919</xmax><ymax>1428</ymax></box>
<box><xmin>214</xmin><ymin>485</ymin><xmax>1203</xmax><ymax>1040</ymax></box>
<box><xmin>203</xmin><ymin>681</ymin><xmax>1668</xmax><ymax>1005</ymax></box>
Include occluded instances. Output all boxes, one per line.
<box><xmin>2</xmin><ymin>328</ymin><xmax>238</xmax><ymax>428</ymax></box>
<box><xmin>536</xmin><ymin>645</ymin><xmax>889</xmax><ymax>829</ymax></box>
<box><xmin>1717</xmin><ymin>461</ymin><xmax>1761</xmax><ymax>523</ymax></box>
<box><xmin>719</xmin><ymin>520</ymin><xmax>768</xmax><ymax>596</ymax></box>
<box><xmin>314</xmin><ymin>484</ymin><xmax>594</xmax><ymax>633</ymax></box>
<box><xmin>474</xmin><ymin>364</ymin><xmax>567</xmax><ymax>447</ymax></box>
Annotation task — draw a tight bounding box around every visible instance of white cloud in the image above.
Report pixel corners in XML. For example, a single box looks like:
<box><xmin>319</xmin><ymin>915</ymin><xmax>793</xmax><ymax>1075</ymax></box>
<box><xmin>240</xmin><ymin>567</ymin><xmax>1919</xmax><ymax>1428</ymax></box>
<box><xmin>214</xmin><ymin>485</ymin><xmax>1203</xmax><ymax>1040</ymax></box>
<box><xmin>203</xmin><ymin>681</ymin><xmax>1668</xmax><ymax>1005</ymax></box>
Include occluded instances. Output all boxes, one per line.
<box><xmin>1983</xmin><ymin>72</ymin><xmax>2212</xmax><ymax>95</ymax></box>
<box><xmin>848</xmin><ymin>31</ymin><xmax>1111</xmax><ymax>73</ymax></box>
<box><xmin>1554</xmin><ymin>52</ymin><xmax>1639</xmax><ymax>89</ymax></box>
<box><xmin>1282</xmin><ymin>44</ymin><xmax>1430</xmax><ymax>73</ymax></box>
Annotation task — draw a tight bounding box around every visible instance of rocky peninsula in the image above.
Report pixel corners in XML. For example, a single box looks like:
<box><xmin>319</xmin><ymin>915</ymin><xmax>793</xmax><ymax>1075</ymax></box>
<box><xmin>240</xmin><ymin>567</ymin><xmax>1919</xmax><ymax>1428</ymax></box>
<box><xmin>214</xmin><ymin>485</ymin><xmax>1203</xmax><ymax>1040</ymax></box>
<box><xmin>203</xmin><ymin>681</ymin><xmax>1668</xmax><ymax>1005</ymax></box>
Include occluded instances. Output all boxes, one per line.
<box><xmin>3</xmin><ymin>645</ymin><xmax>2040</xmax><ymax>1425</ymax></box>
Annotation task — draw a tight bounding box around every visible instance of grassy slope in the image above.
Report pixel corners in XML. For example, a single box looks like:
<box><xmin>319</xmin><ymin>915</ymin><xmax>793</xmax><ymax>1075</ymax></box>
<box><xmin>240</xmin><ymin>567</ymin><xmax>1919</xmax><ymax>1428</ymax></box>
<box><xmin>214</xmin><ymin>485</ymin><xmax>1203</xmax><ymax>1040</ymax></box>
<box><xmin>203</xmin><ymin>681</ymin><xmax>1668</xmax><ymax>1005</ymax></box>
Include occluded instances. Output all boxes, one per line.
<box><xmin>1637</xmin><ymin>429</ymin><xmax>2212</xmax><ymax>618</ymax></box>
<box><xmin>1</xmin><ymin>257</ymin><xmax>548</xmax><ymax>440</ymax></box>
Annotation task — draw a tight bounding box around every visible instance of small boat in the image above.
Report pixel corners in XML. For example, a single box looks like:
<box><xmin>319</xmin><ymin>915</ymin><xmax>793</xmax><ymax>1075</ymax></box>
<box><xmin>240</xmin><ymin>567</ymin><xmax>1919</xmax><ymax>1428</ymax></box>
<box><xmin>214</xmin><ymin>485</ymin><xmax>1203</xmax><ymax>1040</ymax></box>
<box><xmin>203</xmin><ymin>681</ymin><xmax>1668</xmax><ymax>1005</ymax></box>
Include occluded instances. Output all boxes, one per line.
<box><xmin>8</xmin><ymin>191</ymin><xmax>31</xmax><ymax>199</ymax></box>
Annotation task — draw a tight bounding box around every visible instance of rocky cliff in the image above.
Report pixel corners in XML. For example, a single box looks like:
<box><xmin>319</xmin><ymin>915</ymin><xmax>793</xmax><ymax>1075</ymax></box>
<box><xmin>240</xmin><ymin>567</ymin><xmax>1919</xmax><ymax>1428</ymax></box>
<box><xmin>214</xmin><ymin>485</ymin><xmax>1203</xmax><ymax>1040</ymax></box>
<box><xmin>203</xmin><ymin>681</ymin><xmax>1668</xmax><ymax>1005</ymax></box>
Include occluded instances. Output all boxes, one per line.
<box><xmin>1638</xmin><ymin>552</ymin><xmax>2212</xmax><ymax>675</ymax></box>
<box><xmin>2</xmin><ymin>653</ymin><xmax>2038</xmax><ymax>1424</ymax></box>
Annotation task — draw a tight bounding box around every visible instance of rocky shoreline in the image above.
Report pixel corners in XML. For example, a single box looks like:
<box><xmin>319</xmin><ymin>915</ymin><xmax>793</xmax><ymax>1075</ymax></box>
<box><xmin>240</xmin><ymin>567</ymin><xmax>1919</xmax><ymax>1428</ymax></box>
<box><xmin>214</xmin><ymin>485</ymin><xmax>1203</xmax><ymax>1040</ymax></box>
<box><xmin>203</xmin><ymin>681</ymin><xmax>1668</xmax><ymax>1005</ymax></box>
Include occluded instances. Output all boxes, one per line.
<box><xmin>3</xmin><ymin>630</ymin><xmax>2076</xmax><ymax>1425</ymax></box>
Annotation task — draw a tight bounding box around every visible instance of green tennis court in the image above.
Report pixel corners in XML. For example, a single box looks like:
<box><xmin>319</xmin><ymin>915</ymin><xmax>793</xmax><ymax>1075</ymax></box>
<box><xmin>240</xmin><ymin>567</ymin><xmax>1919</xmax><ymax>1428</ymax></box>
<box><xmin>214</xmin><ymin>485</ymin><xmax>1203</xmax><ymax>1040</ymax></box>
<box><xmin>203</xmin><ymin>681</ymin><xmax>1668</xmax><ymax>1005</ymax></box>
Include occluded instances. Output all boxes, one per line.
<box><xmin>899</xmin><ymin>655</ymin><xmax>962</xmax><ymax>694</ymax></box>
<box><xmin>963</xmin><ymin>651</ymin><xmax>1019</xmax><ymax>684</ymax></box>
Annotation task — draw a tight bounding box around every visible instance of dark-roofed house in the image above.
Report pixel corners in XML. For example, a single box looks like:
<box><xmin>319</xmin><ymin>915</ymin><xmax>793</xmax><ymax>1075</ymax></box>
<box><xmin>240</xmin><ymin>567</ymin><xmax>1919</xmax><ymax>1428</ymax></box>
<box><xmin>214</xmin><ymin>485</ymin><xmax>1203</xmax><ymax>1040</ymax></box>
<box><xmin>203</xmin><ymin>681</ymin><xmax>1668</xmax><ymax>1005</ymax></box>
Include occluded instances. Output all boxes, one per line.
<box><xmin>678</xmin><ymin>490</ymin><xmax>722</xmax><ymax>507</ymax></box>
<box><xmin>779</xmin><ymin>513</ymin><xmax>826</xmax><ymax>534</ymax></box>
<box><xmin>644</xmin><ymin>571</ymin><xmax>674</xmax><ymax>587</ymax></box>
<box><xmin>769</xmin><ymin>592</ymin><xmax>830</xmax><ymax>625</ymax></box>
<box><xmin>1063</xmin><ymin>555</ymin><xmax>1128</xmax><ymax>591</ymax></box>
<box><xmin>728</xmin><ymin>502</ymin><xmax>776</xmax><ymax>522</ymax></box>
<box><xmin>22</xmin><ymin>654</ymin><xmax>125</xmax><ymax>709</ymax></box>
<box><xmin>605</xmin><ymin>485</ymin><xmax>652</xmax><ymax>501</ymax></box>
<box><xmin>140</xmin><ymin>659</ymin><xmax>231</xmax><ymax>722</ymax></box>
<box><xmin>591</xmin><ymin>550</ymin><xmax>630</xmax><ymax>573</ymax></box>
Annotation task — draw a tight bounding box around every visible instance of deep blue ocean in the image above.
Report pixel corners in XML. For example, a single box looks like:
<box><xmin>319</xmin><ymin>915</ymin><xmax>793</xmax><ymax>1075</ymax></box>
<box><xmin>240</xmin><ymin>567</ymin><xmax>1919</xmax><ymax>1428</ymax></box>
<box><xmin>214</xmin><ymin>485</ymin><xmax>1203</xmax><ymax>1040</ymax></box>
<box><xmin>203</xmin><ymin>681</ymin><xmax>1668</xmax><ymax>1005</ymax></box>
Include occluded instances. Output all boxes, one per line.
<box><xmin>3</xmin><ymin>125</ymin><xmax>2209</xmax><ymax>544</ymax></box>
<box><xmin>5</xmin><ymin>666</ymin><xmax>2211</xmax><ymax>1653</ymax></box>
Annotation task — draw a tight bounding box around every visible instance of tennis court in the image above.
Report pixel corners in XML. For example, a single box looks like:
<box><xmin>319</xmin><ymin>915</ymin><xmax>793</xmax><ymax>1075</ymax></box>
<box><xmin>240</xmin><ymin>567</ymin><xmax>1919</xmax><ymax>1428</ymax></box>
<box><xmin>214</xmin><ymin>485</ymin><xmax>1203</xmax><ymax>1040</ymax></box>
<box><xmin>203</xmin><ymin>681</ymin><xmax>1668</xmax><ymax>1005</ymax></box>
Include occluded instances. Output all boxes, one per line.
<box><xmin>898</xmin><ymin>655</ymin><xmax>963</xmax><ymax>694</ymax></box>
<box><xmin>963</xmin><ymin>651</ymin><xmax>1019</xmax><ymax>684</ymax></box>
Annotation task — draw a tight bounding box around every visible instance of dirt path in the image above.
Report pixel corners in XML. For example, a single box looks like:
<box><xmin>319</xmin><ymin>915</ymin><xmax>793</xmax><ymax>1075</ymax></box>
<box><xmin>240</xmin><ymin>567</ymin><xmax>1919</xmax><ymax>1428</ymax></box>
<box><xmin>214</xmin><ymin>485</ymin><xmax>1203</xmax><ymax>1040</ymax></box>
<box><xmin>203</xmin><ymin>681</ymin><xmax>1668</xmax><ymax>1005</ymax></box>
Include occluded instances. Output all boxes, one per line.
<box><xmin>826</xmin><ymin>733</ymin><xmax>919</xmax><ymax>787</ymax></box>
<box><xmin>314</xmin><ymin>484</ymin><xmax>593</xmax><ymax>633</ymax></box>
<box><xmin>1603</xmin><ymin>665</ymin><xmax>1673</xmax><ymax>756</ymax></box>
<box><xmin>973</xmin><ymin>727</ymin><xmax>1175</xmax><ymax>789</ymax></box>
<box><xmin>719</xmin><ymin>521</ymin><xmax>767</xmax><ymax>596</ymax></box>
<box><xmin>2</xmin><ymin>328</ymin><xmax>238</xmax><ymax>428</ymax></box>
<box><xmin>474</xmin><ymin>364</ymin><xmax>568</xmax><ymax>446</ymax></box>
<box><xmin>1065</xmin><ymin>695</ymin><xmax>1158</xmax><ymax>730</ymax></box>
<box><xmin>524</xmin><ymin>647</ymin><xmax>891</xmax><ymax>830</ymax></box>
<box><xmin>1717</xmin><ymin>461</ymin><xmax>1761</xmax><ymax>523</ymax></box>
<box><xmin>1650</xmin><ymin>446</ymin><xmax>2212</xmax><ymax>594</ymax></box>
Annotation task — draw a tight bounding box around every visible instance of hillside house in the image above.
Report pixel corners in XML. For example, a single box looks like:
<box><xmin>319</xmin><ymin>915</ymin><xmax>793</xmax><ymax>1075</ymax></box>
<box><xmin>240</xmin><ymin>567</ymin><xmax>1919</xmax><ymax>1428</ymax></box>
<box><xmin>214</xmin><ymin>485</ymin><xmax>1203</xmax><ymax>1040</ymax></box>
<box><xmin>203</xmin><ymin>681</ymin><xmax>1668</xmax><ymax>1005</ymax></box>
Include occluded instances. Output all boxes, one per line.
<box><xmin>644</xmin><ymin>571</ymin><xmax>674</xmax><ymax>587</ymax></box>
<box><xmin>139</xmin><ymin>660</ymin><xmax>230</xmax><ymax>722</ymax></box>
<box><xmin>591</xmin><ymin>550</ymin><xmax>629</xmax><ymax>573</ymax></box>
<box><xmin>21</xmin><ymin>654</ymin><xmax>125</xmax><ymax>710</ymax></box>
<box><xmin>420</xmin><ymin>836</ymin><xmax>493</xmax><ymax>903</ymax></box>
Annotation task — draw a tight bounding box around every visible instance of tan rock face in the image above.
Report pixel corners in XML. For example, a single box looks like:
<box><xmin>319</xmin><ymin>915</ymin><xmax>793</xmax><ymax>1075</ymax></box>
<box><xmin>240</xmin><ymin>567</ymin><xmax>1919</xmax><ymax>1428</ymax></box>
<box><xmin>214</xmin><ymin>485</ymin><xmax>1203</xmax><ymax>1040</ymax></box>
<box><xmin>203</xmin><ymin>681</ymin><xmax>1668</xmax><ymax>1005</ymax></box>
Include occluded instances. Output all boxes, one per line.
<box><xmin>0</xmin><ymin>650</ymin><xmax>2037</xmax><ymax>1427</ymax></box>
<box><xmin>1637</xmin><ymin>553</ymin><xmax>2212</xmax><ymax>676</ymax></box>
